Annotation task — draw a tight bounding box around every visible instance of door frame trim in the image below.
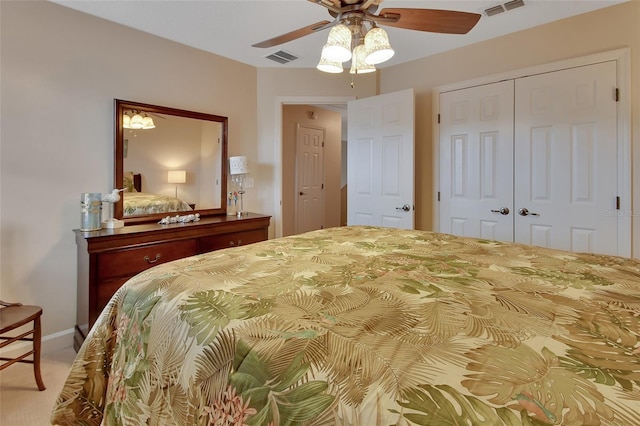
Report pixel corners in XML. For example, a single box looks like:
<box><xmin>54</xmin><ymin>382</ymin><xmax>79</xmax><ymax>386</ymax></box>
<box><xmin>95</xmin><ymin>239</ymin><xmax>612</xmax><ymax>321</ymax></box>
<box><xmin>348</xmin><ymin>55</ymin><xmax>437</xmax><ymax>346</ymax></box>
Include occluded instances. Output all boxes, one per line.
<box><xmin>432</xmin><ymin>48</ymin><xmax>631</xmax><ymax>257</ymax></box>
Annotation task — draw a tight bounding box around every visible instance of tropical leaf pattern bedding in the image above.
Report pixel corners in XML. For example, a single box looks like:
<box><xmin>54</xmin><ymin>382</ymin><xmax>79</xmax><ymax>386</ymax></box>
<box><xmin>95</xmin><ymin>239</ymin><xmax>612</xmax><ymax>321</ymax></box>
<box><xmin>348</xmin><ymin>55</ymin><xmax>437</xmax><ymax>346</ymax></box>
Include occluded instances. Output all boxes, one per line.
<box><xmin>51</xmin><ymin>226</ymin><xmax>640</xmax><ymax>425</ymax></box>
<box><xmin>123</xmin><ymin>192</ymin><xmax>193</xmax><ymax>217</ymax></box>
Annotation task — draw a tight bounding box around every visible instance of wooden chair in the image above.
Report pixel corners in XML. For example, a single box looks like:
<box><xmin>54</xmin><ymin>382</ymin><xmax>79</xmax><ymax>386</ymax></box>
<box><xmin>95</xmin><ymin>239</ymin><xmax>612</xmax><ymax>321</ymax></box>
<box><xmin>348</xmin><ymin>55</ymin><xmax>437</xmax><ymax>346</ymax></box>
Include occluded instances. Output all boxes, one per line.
<box><xmin>0</xmin><ymin>300</ymin><xmax>45</xmax><ymax>391</ymax></box>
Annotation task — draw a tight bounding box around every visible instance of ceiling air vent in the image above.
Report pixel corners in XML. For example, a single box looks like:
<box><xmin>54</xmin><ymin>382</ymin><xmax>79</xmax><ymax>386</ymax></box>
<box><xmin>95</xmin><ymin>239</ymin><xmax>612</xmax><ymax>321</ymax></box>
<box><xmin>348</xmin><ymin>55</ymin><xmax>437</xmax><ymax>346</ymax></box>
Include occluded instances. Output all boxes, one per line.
<box><xmin>266</xmin><ymin>50</ymin><xmax>298</xmax><ymax>64</ymax></box>
<box><xmin>485</xmin><ymin>0</ymin><xmax>525</xmax><ymax>16</ymax></box>
<box><xmin>504</xmin><ymin>0</ymin><xmax>525</xmax><ymax>11</ymax></box>
<box><xmin>484</xmin><ymin>5</ymin><xmax>505</xmax><ymax>16</ymax></box>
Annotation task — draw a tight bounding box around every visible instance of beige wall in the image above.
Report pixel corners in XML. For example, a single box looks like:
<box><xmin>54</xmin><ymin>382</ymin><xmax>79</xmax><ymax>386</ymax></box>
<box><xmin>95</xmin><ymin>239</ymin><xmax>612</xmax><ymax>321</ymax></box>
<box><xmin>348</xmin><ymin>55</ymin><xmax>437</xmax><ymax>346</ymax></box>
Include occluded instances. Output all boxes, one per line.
<box><xmin>281</xmin><ymin>105</ymin><xmax>342</xmax><ymax>236</ymax></box>
<box><xmin>379</xmin><ymin>0</ymin><xmax>640</xmax><ymax>256</ymax></box>
<box><xmin>0</xmin><ymin>1</ymin><xmax>257</xmax><ymax>339</ymax></box>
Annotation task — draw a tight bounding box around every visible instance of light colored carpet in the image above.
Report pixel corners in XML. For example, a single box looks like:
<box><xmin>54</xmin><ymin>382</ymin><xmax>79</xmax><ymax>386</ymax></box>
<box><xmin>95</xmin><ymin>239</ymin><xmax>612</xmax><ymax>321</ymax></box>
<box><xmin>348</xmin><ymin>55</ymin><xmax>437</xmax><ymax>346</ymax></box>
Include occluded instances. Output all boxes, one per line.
<box><xmin>0</xmin><ymin>346</ymin><xmax>76</xmax><ymax>426</ymax></box>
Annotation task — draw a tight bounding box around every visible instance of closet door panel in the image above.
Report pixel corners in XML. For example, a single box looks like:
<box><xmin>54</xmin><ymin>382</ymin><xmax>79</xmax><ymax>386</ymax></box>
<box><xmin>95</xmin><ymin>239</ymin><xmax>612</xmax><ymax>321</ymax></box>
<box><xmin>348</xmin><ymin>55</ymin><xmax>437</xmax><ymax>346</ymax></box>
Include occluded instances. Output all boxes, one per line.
<box><xmin>439</xmin><ymin>80</ymin><xmax>515</xmax><ymax>241</ymax></box>
<box><xmin>514</xmin><ymin>61</ymin><xmax>618</xmax><ymax>255</ymax></box>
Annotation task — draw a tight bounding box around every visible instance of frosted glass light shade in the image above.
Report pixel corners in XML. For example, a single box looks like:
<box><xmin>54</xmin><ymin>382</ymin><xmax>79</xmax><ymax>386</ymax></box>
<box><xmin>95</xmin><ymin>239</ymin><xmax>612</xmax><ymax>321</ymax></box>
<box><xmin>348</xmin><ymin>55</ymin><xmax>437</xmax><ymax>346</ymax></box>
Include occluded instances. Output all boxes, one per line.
<box><xmin>322</xmin><ymin>24</ymin><xmax>352</xmax><ymax>62</ymax></box>
<box><xmin>229</xmin><ymin>156</ymin><xmax>250</xmax><ymax>175</ymax></box>
<box><xmin>364</xmin><ymin>27</ymin><xmax>394</xmax><ymax>65</ymax></box>
<box><xmin>122</xmin><ymin>113</ymin><xmax>131</xmax><ymax>129</ymax></box>
<box><xmin>317</xmin><ymin>55</ymin><xmax>344</xmax><ymax>73</ymax></box>
<box><xmin>142</xmin><ymin>115</ymin><xmax>155</xmax><ymax>129</ymax></box>
<box><xmin>129</xmin><ymin>113</ymin><xmax>145</xmax><ymax>129</ymax></box>
<box><xmin>349</xmin><ymin>44</ymin><xmax>376</xmax><ymax>74</ymax></box>
<box><xmin>168</xmin><ymin>170</ymin><xmax>186</xmax><ymax>184</ymax></box>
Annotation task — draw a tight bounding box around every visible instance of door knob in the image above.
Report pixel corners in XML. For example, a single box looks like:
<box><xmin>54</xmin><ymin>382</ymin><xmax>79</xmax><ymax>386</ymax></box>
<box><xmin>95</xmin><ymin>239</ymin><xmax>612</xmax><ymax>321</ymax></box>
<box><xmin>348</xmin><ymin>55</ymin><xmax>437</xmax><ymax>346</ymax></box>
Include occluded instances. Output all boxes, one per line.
<box><xmin>299</xmin><ymin>192</ymin><xmax>306</xmax><ymax>196</ymax></box>
<box><xmin>395</xmin><ymin>204</ymin><xmax>411</xmax><ymax>212</ymax></box>
<box><xmin>518</xmin><ymin>208</ymin><xmax>539</xmax><ymax>216</ymax></box>
<box><xmin>490</xmin><ymin>207</ymin><xmax>510</xmax><ymax>215</ymax></box>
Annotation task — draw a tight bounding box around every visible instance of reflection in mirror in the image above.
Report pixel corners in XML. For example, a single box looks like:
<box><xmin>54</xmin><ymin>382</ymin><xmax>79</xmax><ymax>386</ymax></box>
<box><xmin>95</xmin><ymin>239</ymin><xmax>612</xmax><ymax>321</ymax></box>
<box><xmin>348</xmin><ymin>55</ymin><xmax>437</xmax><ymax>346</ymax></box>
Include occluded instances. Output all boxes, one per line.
<box><xmin>115</xmin><ymin>100</ymin><xmax>228</xmax><ymax>224</ymax></box>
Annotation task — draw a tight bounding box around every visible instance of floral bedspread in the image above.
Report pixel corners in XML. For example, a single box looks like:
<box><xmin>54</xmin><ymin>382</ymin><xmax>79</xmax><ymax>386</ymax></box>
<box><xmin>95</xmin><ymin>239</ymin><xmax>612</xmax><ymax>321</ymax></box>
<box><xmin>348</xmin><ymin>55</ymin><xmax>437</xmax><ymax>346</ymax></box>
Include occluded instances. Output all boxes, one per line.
<box><xmin>51</xmin><ymin>226</ymin><xmax>640</xmax><ymax>425</ymax></box>
<box><xmin>123</xmin><ymin>192</ymin><xmax>192</xmax><ymax>217</ymax></box>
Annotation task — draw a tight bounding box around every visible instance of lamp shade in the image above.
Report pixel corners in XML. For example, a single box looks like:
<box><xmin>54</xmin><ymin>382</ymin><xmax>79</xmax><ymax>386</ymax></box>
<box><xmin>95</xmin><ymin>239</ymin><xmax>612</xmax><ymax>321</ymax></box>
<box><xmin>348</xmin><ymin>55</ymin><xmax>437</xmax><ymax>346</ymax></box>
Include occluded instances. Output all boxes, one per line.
<box><xmin>168</xmin><ymin>170</ymin><xmax>186</xmax><ymax>184</ymax></box>
<box><xmin>364</xmin><ymin>27</ymin><xmax>394</xmax><ymax>65</ymax></box>
<box><xmin>317</xmin><ymin>55</ymin><xmax>344</xmax><ymax>73</ymax></box>
<box><xmin>142</xmin><ymin>115</ymin><xmax>156</xmax><ymax>129</ymax></box>
<box><xmin>350</xmin><ymin>44</ymin><xmax>376</xmax><ymax>74</ymax></box>
<box><xmin>229</xmin><ymin>156</ymin><xmax>250</xmax><ymax>175</ymax></box>
<box><xmin>129</xmin><ymin>113</ymin><xmax>145</xmax><ymax>129</ymax></box>
<box><xmin>322</xmin><ymin>24</ymin><xmax>352</xmax><ymax>62</ymax></box>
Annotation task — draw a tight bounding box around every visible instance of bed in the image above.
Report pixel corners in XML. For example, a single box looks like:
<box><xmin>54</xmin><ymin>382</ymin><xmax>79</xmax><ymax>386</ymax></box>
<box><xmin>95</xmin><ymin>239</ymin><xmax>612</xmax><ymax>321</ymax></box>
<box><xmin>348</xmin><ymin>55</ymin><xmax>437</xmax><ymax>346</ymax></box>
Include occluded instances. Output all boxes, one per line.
<box><xmin>122</xmin><ymin>172</ymin><xmax>193</xmax><ymax>217</ymax></box>
<box><xmin>51</xmin><ymin>226</ymin><xmax>640</xmax><ymax>425</ymax></box>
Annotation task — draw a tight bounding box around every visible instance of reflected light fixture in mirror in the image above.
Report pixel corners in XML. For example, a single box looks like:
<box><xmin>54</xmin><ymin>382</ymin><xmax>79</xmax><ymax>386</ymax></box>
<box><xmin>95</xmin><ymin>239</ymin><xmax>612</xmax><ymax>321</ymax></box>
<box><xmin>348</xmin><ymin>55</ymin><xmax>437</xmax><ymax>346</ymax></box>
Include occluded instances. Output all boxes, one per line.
<box><xmin>229</xmin><ymin>156</ymin><xmax>250</xmax><ymax>217</ymax></box>
<box><xmin>123</xmin><ymin>110</ymin><xmax>156</xmax><ymax>129</ymax></box>
<box><xmin>168</xmin><ymin>170</ymin><xmax>186</xmax><ymax>198</ymax></box>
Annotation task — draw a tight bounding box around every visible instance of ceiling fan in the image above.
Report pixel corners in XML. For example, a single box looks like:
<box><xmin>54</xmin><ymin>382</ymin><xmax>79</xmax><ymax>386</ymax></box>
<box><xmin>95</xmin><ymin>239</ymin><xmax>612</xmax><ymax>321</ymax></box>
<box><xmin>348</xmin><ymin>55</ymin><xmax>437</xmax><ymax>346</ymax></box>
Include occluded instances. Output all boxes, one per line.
<box><xmin>252</xmin><ymin>0</ymin><xmax>482</xmax><ymax>49</ymax></box>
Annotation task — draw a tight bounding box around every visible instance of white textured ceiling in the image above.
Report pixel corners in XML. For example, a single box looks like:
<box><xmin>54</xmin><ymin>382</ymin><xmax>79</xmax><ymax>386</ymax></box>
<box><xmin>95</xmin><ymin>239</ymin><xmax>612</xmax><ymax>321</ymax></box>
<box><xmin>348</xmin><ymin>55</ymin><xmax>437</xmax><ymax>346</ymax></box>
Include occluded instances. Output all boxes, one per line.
<box><xmin>51</xmin><ymin>0</ymin><xmax>627</xmax><ymax>69</ymax></box>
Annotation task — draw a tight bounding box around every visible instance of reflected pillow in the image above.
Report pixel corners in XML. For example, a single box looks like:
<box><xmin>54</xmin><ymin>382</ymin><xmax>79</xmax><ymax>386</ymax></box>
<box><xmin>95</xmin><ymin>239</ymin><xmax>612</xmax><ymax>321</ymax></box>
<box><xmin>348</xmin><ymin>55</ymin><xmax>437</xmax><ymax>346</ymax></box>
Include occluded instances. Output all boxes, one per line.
<box><xmin>123</xmin><ymin>171</ymin><xmax>138</xmax><ymax>193</ymax></box>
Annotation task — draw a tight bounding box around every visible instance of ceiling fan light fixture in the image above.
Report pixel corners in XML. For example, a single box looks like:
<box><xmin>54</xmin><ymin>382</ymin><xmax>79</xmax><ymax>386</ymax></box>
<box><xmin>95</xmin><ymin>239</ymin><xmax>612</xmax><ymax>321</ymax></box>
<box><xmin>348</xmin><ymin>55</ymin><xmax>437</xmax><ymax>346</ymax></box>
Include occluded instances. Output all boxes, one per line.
<box><xmin>322</xmin><ymin>24</ymin><xmax>352</xmax><ymax>62</ymax></box>
<box><xmin>317</xmin><ymin>54</ymin><xmax>344</xmax><ymax>73</ymax></box>
<box><xmin>350</xmin><ymin>44</ymin><xmax>376</xmax><ymax>74</ymax></box>
<box><xmin>364</xmin><ymin>26</ymin><xmax>394</xmax><ymax>65</ymax></box>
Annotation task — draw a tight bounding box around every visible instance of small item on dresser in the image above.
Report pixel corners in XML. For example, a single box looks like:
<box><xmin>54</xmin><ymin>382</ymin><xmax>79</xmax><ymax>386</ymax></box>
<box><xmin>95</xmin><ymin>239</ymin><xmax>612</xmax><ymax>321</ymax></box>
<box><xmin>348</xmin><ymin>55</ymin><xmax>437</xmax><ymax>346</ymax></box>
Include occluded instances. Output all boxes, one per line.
<box><xmin>158</xmin><ymin>213</ymin><xmax>200</xmax><ymax>225</ymax></box>
<box><xmin>80</xmin><ymin>193</ymin><xmax>102</xmax><ymax>231</ymax></box>
<box><xmin>227</xmin><ymin>192</ymin><xmax>235</xmax><ymax>216</ymax></box>
<box><xmin>101</xmin><ymin>188</ymin><xmax>125</xmax><ymax>229</ymax></box>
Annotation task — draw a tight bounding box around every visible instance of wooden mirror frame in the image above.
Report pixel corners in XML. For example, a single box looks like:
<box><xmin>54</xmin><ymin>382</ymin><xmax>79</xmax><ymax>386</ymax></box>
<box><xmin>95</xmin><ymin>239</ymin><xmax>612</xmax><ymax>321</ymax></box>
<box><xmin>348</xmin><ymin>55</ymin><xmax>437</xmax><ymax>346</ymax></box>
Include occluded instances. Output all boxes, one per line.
<box><xmin>114</xmin><ymin>99</ymin><xmax>228</xmax><ymax>224</ymax></box>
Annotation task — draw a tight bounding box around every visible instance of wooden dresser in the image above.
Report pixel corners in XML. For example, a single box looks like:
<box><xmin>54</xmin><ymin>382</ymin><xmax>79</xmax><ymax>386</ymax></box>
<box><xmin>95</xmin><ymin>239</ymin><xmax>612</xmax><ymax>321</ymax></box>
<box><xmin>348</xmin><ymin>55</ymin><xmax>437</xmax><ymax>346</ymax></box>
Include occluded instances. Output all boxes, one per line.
<box><xmin>73</xmin><ymin>213</ymin><xmax>270</xmax><ymax>350</ymax></box>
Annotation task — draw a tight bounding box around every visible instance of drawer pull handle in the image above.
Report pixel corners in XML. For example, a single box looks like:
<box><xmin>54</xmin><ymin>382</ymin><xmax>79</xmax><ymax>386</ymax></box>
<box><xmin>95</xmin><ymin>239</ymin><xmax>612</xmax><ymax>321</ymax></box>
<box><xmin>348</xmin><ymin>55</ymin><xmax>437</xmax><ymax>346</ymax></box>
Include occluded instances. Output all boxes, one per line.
<box><xmin>229</xmin><ymin>240</ymin><xmax>243</xmax><ymax>247</ymax></box>
<box><xmin>144</xmin><ymin>254</ymin><xmax>161</xmax><ymax>264</ymax></box>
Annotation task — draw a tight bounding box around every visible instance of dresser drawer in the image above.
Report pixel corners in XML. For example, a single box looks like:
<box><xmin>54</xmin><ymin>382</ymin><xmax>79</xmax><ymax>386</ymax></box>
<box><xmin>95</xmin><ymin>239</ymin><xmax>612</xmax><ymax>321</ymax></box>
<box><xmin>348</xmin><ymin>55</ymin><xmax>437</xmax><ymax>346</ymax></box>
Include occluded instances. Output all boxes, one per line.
<box><xmin>199</xmin><ymin>229</ymin><xmax>267</xmax><ymax>252</ymax></box>
<box><xmin>97</xmin><ymin>239</ymin><xmax>197</xmax><ymax>280</ymax></box>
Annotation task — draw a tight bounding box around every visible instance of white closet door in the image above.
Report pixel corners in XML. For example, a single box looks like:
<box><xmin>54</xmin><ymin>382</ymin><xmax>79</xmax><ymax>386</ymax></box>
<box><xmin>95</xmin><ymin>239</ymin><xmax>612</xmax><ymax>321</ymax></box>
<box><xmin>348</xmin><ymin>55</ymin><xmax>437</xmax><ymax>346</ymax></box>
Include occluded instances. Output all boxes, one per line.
<box><xmin>439</xmin><ymin>80</ymin><xmax>515</xmax><ymax>241</ymax></box>
<box><xmin>514</xmin><ymin>61</ymin><xmax>618</xmax><ymax>255</ymax></box>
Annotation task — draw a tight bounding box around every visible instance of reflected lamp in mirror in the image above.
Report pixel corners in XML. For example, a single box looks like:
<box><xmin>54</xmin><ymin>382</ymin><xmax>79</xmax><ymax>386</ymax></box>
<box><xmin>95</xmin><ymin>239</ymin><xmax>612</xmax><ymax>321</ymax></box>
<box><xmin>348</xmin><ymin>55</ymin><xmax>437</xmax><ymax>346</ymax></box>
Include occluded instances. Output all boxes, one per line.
<box><xmin>168</xmin><ymin>170</ymin><xmax>186</xmax><ymax>199</ymax></box>
<box><xmin>229</xmin><ymin>156</ymin><xmax>250</xmax><ymax>216</ymax></box>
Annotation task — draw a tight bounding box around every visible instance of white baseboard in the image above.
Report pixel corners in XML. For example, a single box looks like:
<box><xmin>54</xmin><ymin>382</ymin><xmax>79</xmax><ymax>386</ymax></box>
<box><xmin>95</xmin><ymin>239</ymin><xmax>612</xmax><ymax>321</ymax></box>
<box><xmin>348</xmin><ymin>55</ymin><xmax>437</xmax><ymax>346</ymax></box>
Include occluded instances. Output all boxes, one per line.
<box><xmin>0</xmin><ymin>328</ymin><xmax>75</xmax><ymax>357</ymax></box>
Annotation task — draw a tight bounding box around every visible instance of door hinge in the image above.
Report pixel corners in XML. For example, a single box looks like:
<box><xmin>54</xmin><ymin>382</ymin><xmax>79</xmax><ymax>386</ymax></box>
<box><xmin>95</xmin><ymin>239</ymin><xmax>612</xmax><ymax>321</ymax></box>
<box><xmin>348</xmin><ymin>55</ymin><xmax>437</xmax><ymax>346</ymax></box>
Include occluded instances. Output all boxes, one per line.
<box><xmin>616</xmin><ymin>196</ymin><xmax>620</xmax><ymax>210</ymax></box>
<box><xmin>437</xmin><ymin>191</ymin><xmax>440</xmax><ymax>202</ymax></box>
<box><xmin>437</xmin><ymin>114</ymin><xmax>440</xmax><ymax>124</ymax></box>
<box><xmin>615</xmin><ymin>88</ymin><xmax>619</xmax><ymax>102</ymax></box>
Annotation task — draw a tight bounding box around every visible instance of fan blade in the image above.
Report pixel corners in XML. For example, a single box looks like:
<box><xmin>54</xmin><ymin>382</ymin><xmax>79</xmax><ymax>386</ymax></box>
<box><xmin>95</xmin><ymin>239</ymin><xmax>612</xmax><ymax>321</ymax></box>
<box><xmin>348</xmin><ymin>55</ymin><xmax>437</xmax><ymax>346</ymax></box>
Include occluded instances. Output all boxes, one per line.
<box><xmin>377</xmin><ymin>8</ymin><xmax>481</xmax><ymax>34</ymax></box>
<box><xmin>252</xmin><ymin>20</ymin><xmax>333</xmax><ymax>48</ymax></box>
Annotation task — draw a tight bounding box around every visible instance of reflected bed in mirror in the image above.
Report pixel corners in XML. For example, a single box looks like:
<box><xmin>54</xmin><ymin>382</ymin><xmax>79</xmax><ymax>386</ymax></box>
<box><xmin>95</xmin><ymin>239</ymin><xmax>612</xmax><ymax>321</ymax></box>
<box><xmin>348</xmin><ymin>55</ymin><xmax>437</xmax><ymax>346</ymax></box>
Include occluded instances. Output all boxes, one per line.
<box><xmin>115</xmin><ymin>100</ymin><xmax>228</xmax><ymax>224</ymax></box>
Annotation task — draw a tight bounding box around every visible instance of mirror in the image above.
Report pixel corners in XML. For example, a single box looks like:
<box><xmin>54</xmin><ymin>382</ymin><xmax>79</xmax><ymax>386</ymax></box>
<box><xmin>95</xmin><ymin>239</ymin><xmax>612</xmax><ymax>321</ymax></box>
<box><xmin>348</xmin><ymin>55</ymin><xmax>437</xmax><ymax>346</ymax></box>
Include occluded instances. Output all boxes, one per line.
<box><xmin>114</xmin><ymin>99</ymin><xmax>228</xmax><ymax>224</ymax></box>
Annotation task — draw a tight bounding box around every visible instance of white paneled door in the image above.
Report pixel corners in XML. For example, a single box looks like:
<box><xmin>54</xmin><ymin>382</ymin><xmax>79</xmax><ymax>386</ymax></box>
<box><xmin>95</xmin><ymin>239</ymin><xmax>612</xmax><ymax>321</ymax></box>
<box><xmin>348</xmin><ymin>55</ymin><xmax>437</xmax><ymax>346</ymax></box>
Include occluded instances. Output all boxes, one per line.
<box><xmin>514</xmin><ymin>61</ymin><xmax>618</xmax><ymax>254</ymax></box>
<box><xmin>439</xmin><ymin>80</ymin><xmax>515</xmax><ymax>242</ymax></box>
<box><xmin>440</xmin><ymin>61</ymin><xmax>621</xmax><ymax>256</ymax></box>
<box><xmin>347</xmin><ymin>89</ymin><xmax>415</xmax><ymax>229</ymax></box>
<box><xmin>296</xmin><ymin>124</ymin><xmax>325</xmax><ymax>234</ymax></box>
